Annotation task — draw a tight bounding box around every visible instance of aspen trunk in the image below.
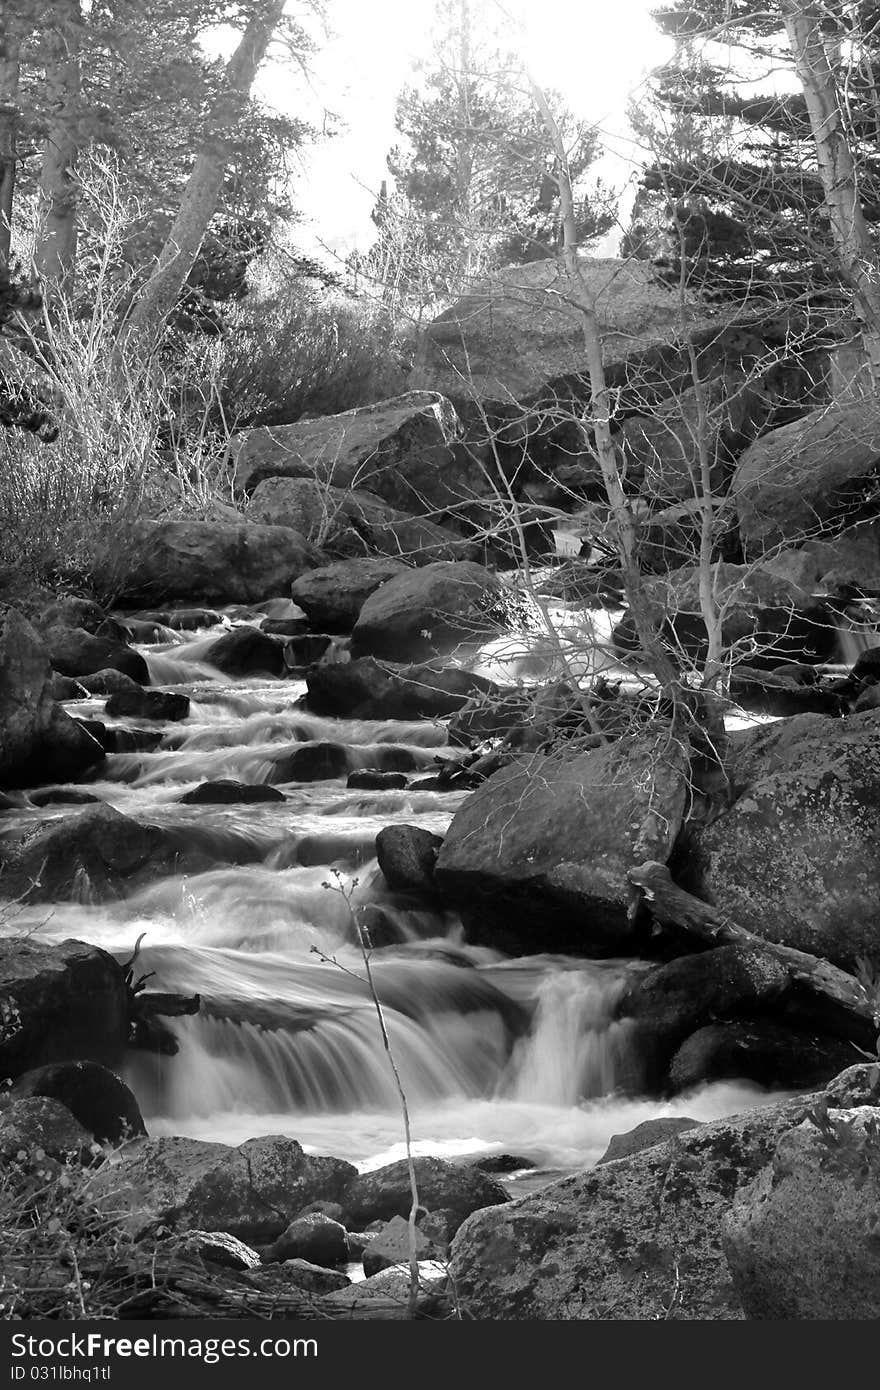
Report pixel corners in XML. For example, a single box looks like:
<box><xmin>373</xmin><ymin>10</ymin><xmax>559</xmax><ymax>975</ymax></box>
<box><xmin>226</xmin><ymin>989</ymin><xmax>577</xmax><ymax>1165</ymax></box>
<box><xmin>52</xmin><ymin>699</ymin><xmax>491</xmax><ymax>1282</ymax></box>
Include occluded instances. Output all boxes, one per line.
<box><xmin>124</xmin><ymin>0</ymin><xmax>287</xmax><ymax>344</ymax></box>
<box><xmin>782</xmin><ymin>2</ymin><xmax>880</xmax><ymax>385</ymax></box>
<box><xmin>0</xmin><ymin>10</ymin><xmax>23</xmax><ymax>268</ymax></box>
<box><xmin>34</xmin><ymin>0</ymin><xmax>82</xmax><ymax>291</ymax></box>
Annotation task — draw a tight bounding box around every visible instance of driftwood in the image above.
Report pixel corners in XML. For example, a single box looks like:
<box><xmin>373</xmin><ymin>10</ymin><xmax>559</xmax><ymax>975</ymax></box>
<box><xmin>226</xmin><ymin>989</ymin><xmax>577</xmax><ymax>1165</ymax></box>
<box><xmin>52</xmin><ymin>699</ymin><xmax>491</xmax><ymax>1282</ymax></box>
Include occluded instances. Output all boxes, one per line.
<box><xmin>627</xmin><ymin>860</ymin><xmax>878</xmax><ymax>1031</ymax></box>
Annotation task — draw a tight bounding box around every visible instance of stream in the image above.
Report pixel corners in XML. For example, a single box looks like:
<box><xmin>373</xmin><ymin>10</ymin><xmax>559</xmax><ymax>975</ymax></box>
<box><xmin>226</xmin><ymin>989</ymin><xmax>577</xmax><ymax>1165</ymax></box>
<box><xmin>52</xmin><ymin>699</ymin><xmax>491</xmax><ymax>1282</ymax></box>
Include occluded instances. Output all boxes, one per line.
<box><xmin>1</xmin><ymin>608</ymin><xmax>790</xmax><ymax>1190</ymax></box>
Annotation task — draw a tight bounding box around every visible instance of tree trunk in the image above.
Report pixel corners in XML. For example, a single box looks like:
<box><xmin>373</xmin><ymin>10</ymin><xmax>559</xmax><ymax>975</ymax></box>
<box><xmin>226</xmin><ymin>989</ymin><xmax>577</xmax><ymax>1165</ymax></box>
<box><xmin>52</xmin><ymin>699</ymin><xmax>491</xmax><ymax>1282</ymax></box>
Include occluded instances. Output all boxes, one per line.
<box><xmin>34</xmin><ymin>0</ymin><xmax>82</xmax><ymax>292</ymax></box>
<box><xmin>782</xmin><ymin>2</ymin><xmax>880</xmax><ymax>385</ymax></box>
<box><xmin>0</xmin><ymin>8</ymin><xmax>24</xmax><ymax>269</ymax></box>
<box><xmin>123</xmin><ymin>0</ymin><xmax>287</xmax><ymax>345</ymax></box>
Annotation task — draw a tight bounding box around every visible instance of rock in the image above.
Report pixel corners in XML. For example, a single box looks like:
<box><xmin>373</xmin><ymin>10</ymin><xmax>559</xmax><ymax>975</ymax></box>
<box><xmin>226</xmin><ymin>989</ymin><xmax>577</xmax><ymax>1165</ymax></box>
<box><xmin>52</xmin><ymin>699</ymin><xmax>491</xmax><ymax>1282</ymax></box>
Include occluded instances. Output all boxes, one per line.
<box><xmin>350</xmin><ymin>770</ymin><xmax>410</xmax><ymax>794</ymax></box>
<box><xmin>104</xmin><ymin>689</ymin><xmax>191</xmax><ymax>722</ymax></box>
<box><xmin>202</xmin><ymin>626</ymin><xmax>287</xmax><ymax>677</ymax></box>
<box><xmin>78</xmin><ymin>669</ymin><xmax>143</xmax><ymax>697</ymax></box>
<box><xmin>102</xmin><ymin>726</ymin><xmax>163</xmax><ymax>755</ymax></box>
<box><xmin>453</xmin><ymin>1078</ymin><xmax>879</xmax><ymax>1319</ymax></box>
<box><xmin>320</xmin><ymin>1262</ymin><xmax>448</xmax><ymax>1313</ymax></box>
<box><xmin>29</xmin><ymin>788</ymin><xmax>101</xmax><ymax>807</ymax></box>
<box><xmin>617</xmin><ymin>944</ymin><xmax>791</xmax><ymax>1088</ymax></box>
<box><xmin>362</xmin><ymin>1215</ymin><xmax>437</xmax><ymax>1276</ymax></box>
<box><xmin>615</xmin><ymin>374</ymin><xmax>750</xmax><ymax>504</ymax></box>
<box><xmin>136</xmin><ymin>607</ymin><xmax>222</xmax><ymax>631</ymax></box>
<box><xmin>291</xmin><ymin>557</ymin><xmax>409</xmax><ymax>632</ymax></box>
<box><xmin>179</xmin><ymin>780</ymin><xmax>285</xmax><ymax>805</ymax></box>
<box><xmin>376</xmin><ymin>825</ymin><xmax>443</xmax><ymax>895</ymax></box>
<box><xmin>0</xmin><ymin>937</ymin><xmax>128</xmax><ymax>1079</ymax></box>
<box><xmin>86</xmin><ymin>1134</ymin><xmax>358</xmax><ymax>1244</ymax></box>
<box><xmin>471</xmin><ymin>1154</ymin><xmax>537</xmax><ymax>1175</ymax></box>
<box><xmin>263</xmin><ymin>1212</ymin><xmax>349</xmax><ymax>1266</ymax></box>
<box><xmin>614</xmin><ymin>561</ymin><xmax>836</xmax><ymax>668</ymax></box>
<box><xmin>95</xmin><ymin>520</ymin><xmax>322</xmax><ymax>606</ymax></box>
<box><xmin>0</xmin><ymin>608</ymin><xmax>104</xmax><ymax>789</ymax></box>
<box><xmin>0</xmin><ymin>1096</ymin><xmax>93</xmax><ymax>1162</ymax></box>
<box><xmin>852</xmin><ymin>645</ymin><xmax>880</xmax><ymax>682</ymax></box>
<box><xmin>260</xmin><ymin>598</ymin><xmax>307</xmax><ymax>620</ymax></box>
<box><xmin>822</xmin><ymin>1062</ymin><xmax>880</xmax><ymax>1108</ymax></box>
<box><xmin>305</xmin><ymin>656</ymin><xmax>498</xmax><ymax>720</ymax></box>
<box><xmin>49</xmin><ymin>673</ymin><xmax>88</xmax><ymax>701</ymax></box>
<box><xmin>0</xmin><ymin>804</ymin><xmax>191</xmax><ymax>904</ymax></box>
<box><xmin>350</xmin><ymin>561</ymin><xmax>507</xmax><ymax>662</ymax></box>
<box><xmin>260</xmin><ymin>617</ymin><xmax>311</xmax><ymax>638</ymax></box>
<box><xmin>597</xmin><ymin>1117</ymin><xmax>702</xmax><ymax>1164</ymax></box>
<box><xmin>722</xmin><ymin>1108</ymin><xmax>880</xmax><ymax>1318</ymax></box>
<box><xmin>435</xmin><ymin>732</ymin><xmax>688</xmax><ymax>954</ymax></box>
<box><xmin>667</xmin><ymin>1022</ymin><xmax>856</xmax><ymax>1094</ymax></box>
<box><xmin>12</xmin><ymin>1061</ymin><xmax>146</xmax><ymax>1146</ymax></box>
<box><xmin>283</xmin><ymin>634</ymin><xmax>334</xmax><ymax>668</ymax></box>
<box><xmin>690</xmin><ymin>708</ymin><xmax>880</xmax><ymax>970</ymax></box>
<box><xmin>233</xmin><ymin>391</ymin><xmax>466</xmax><ymax>510</ymax></box>
<box><xmin>729</xmin><ymin>665</ymin><xmax>847</xmax><ymax>718</ymax></box>
<box><xmin>280</xmin><ymin>1260</ymin><xmax>350</xmax><ymax>1294</ymax></box>
<box><xmin>180</xmin><ymin>1231</ymin><xmax>261</xmax><ymax>1271</ymax></box>
<box><xmin>44</xmin><ymin>626</ymin><xmax>149</xmax><ymax>682</ymax></box>
<box><xmin>36</xmin><ymin>597</ymin><xmax>106</xmax><ymax>634</ymax></box>
<box><xmin>733</xmin><ymin>397</ymin><xmax>880</xmax><ymax>557</ymax></box>
<box><xmin>341</xmin><ymin>1157</ymin><xmax>508</xmax><ymax>1237</ymax></box>
<box><xmin>273</xmin><ymin>741</ymin><xmax>420</xmax><ymax>783</ymax></box>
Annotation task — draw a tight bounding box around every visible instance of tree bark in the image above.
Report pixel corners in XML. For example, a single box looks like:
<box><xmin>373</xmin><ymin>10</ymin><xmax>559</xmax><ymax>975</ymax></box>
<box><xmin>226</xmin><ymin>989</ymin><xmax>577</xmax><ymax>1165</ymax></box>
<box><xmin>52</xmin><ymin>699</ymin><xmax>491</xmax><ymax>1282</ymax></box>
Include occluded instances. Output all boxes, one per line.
<box><xmin>123</xmin><ymin>0</ymin><xmax>287</xmax><ymax>345</ymax></box>
<box><xmin>34</xmin><ymin>0</ymin><xmax>82</xmax><ymax>292</ymax></box>
<box><xmin>0</xmin><ymin>7</ymin><xmax>25</xmax><ymax>269</ymax></box>
<box><xmin>628</xmin><ymin>860</ymin><xmax>878</xmax><ymax>1033</ymax></box>
<box><xmin>782</xmin><ymin>2</ymin><xmax>880</xmax><ymax>385</ymax></box>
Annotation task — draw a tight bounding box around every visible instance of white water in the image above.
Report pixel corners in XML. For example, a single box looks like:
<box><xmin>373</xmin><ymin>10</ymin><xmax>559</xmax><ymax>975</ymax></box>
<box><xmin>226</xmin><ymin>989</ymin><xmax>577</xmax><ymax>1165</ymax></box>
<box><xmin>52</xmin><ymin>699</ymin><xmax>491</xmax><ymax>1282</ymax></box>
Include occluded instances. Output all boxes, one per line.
<box><xmin>0</xmin><ymin>611</ymin><xmax>789</xmax><ymax>1185</ymax></box>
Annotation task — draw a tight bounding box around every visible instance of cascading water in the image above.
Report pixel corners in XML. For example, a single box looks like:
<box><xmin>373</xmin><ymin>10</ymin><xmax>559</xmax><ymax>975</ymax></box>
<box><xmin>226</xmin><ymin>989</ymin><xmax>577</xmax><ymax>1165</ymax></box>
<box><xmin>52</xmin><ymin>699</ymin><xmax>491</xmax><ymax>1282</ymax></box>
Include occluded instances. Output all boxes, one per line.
<box><xmin>0</xmin><ymin>609</ymin><xmax>786</xmax><ymax>1183</ymax></box>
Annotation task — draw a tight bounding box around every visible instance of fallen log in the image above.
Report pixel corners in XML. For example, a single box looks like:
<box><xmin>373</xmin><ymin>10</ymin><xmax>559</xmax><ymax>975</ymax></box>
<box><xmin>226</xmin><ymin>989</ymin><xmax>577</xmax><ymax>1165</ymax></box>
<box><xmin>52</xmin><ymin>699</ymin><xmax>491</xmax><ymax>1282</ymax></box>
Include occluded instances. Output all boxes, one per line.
<box><xmin>627</xmin><ymin>860</ymin><xmax>879</xmax><ymax>1033</ymax></box>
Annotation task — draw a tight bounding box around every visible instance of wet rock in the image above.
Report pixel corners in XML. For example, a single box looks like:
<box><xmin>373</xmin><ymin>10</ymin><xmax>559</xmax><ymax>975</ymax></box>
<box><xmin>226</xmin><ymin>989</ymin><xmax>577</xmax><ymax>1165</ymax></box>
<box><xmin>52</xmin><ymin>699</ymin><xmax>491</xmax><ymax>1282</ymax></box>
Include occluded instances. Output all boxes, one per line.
<box><xmin>259</xmin><ymin>617</ymin><xmax>311</xmax><ymax>637</ymax></box>
<box><xmin>346</xmin><ymin>770</ymin><xmax>408</xmax><ymax>791</ymax></box>
<box><xmin>283</xmin><ymin>634</ymin><xmax>333</xmax><ymax>667</ymax></box>
<box><xmin>95</xmin><ymin>520</ymin><xmax>323</xmax><ymax>606</ymax></box>
<box><xmin>449</xmin><ymin>1091</ymin><xmax>826</xmax><ymax>1320</ymax></box>
<box><xmin>291</xmin><ymin>558</ymin><xmax>409</xmax><ymax>631</ymax></box>
<box><xmin>29</xmin><ymin>787</ymin><xmax>101</xmax><ymax>807</ymax></box>
<box><xmin>87</xmin><ymin>1134</ymin><xmax>358</xmax><ymax>1244</ymax></box>
<box><xmin>179</xmin><ymin>780</ymin><xmax>285</xmax><ymax>805</ymax></box>
<box><xmin>0</xmin><ymin>608</ymin><xmax>104</xmax><ymax>789</ymax></box>
<box><xmin>436</xmin><ymin>732</ymin><xmax>688</xmax><ymax>955</ymax></box>
<box><xmin>202</xmin><ymin>626</ymin><xmax>287</xmax><ymax>677</ymax></box>
<box><xmin>0</xmin><ymin>937</ymin><xmax>128</xmax><ymax>1078</ymax></box>
<box><xmin>362</xmin><ymin>1214</ymin><xmax>438</xmax><ymax>1276</ymax></box>
<box><xmin>350</xmin><ymin>561</ymin><xmax>507</xmax><ymax>663</ymax></box>
<box><xmin>341</xmin><ymin>1156</ymin><xmax>509</xmax><ymax>1237</ymax></box>
<box><xmin>49</xmin><ymin>673</ymin><xmax>88</xmax><ymax>701</ymax></box>
<box><xmin>263</xmin><ymin>1212</ymin><xmax>349</xmax><ymax>1266</ymax></box>
<box><xmin>280</xmin><ymin>1260</ymin><xmax>350</xmax><ymax>1294</ymax></box>
<box><xmin>597</xmin><ymin>1117</ymin><xmax>702</xmax><ymax>1164</ymax></box>
<box><xmin>104</xmin><ymin>689</ymin><xmax>191</xmax><ymax>722</ymax></box>
<box><xmin>667</xmin><ymin>1022</ymin><xmax>856</xmax><ymax>1094</ymax></box>
<box><xmin>36</xmin><ymin>596</ymin><xmax>106</xmax><ymax>634</ymax></box>
<box><xmin>102</xmin><ymin>726</ymin><xmax>164</xmax><ymax>755</ymax></box>
<box><xmin>733</xmin><ymin>397</ymin><xmax>880</xmax><ymax>558</ymax></box>
<box><xmin>136</xmin><ymin>607</ymin><xmax>222</xmax><ymax>631</ymax></box>
<box><xmin>0</xmin><ymin>804</ymin><xmax>190</xmax><ymax>905</ymax></box>
<box><xmin>12</xmin><ymin>1061</ymin><xmax>146</xmax><ymax>1146</ymax></box>
<box><xmin>691</xmin><ymin>708</ymin><xmax>880</xmax><ymax>970</ymax></box>
<box><xmin>472</xmin><ymin>1154</ymin><xmax>537</xmax><ymax>1175</ymax></box>
<box><xmin>273</xmin><ymin>742</ymin><xmax>420</xmax><ymax>783</ymax></box>
<box><xmin>305</xmin><ymin>656</ymin><xmax>498</xmax><ymax>720</ymax></box>
<box><xmin>44</xmin><ymin>626</ymin><xmax>149</xmax><ymax>683</ymax></box>
<box><xmin>852</xmin><ymin>645</ymin><xmax>880</xmax><ymax>683</ymax></box>
<box><xmin>729</xmin><ymin>665</ymin><xmax>848</xmax><ymax>718</ymax></box>
<box><xmin>78</xmin><ymin>669</ymin><xmax>143</xmax><ymax>697</ymax></box>
<box><xmin>0</xmin><ymin>1097</ymin><xmax>93</xmax><ymax>1162</ymax></box>
<box><xmin>376</xmin><ymin>825</ymin><xmax>443</xmax><ymax>895</ymax></box>
<box><xmin>722</xmin><ymin>1108</ymin><xmax>880</xmax><ymax>1318</ymax></box>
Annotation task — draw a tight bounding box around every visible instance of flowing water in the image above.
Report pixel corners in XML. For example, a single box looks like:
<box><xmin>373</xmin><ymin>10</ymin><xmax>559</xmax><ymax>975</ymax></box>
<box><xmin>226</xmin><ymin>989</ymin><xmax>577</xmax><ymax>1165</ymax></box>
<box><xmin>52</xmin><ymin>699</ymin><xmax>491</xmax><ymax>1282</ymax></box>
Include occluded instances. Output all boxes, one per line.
<box><xmin>0</xmin><ymin>608</ymin><xmax>789</xmax><ymax>1186</ymax></box>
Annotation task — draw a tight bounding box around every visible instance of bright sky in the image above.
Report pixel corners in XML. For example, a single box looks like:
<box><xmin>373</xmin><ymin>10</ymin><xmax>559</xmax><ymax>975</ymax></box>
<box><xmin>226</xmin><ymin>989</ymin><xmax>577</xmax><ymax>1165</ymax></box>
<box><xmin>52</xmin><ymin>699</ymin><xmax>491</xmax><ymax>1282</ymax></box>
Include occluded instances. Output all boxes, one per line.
<box><xmin>255</xmin><ymin>0</ymin><xmax>674</xmax><ymax>266</ymax></box>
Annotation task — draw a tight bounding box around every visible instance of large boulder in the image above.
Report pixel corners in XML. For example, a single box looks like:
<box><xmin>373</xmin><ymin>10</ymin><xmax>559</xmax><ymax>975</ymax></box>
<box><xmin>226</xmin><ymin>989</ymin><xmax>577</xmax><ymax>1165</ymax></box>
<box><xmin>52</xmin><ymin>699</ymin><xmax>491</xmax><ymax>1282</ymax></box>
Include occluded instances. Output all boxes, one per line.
<box><xmin>0</xmin><ymin>608</ymin><xmax>104</xmax><ymax>789</ymax></box>
<box><xmin>12</xmin><ymin>1061</ymin><xmax>146</xmax><ymax>1146</ymax></box>
<box><xmin>86</xmin><ymin>1134</ymin><xmax>358</xmax><ymax>1244</ymax></box>
<box><xmin>0</xmin><ymin>1097</ymin><xmax>93</xmax><ymax>1162</ymax></box>
<box><xmin>291</xmin><ymin>557</ymin><xmax>409</xmax><ymax>632</ymax></box>
<box><xmin>667</xmin><ymin>1022</ymin><xmax>855</xmax><ymax>1094</ymax></box>
<box><xmin>305</xmin><ymin>656</ymin><xmax>499</xmax><ymax>720</ymax></box>
<box><xmin>44</xmin><ymin>626</ymin><xmax>149</xmax><ymax>683</ymax></box>
<box><xmin>263</xmin><ymin>1212</ymin><xmax>349</xmax><ymax>1267</ymax></box>
<box><xmin>733</xmin><ymin>397</ymin><xmax>880</xmax><ymax>558</ymax></box>
<box><xmin>0</xmin><ymin>803</ymin><xmax>196</xmax><ymax>904</ymax></box>
<box><xmin>95</xmin><ymin>520</ymin><xmax>322</xmax><ymax>605</ymax></box>
<box><xmin>341</xmin><ymin>1157</ymin><xmax>509</xmax><ymax>1237</ymax></box>
<box><xmin>449</xmin><ymin>1075</ymin><xmax>880</xmax><ymax>1320</ymax></box>
<box><xmin>689</xmin><ymin>708</ymin><xmax>880</xmax><ymax>970</ymax></box>
<box><xmin>232</xmin><ymin>391</ymin><xmax>481</xmax><ymax>517</ymax></box>
<box><xmin>0</xmin><ymin>938</ymin><xmax>128</xmax><ymax>1078</ymax></box>
<box><xmin>722</xmin><ymin>1108</ymin><xmax>880</xmax><ymax>1318</ymax></box>
<box><xmin>201</xmin><ymin>626</ymin><xmax>287</xmax><ymax>677</ymax></box>
<box><xmin>376</xmin><ymin>825</ymin><xmax>443</xmax><ymax>896</ymax></box>
<box><xmin>435</xmin><ymin>732</ymin><xmax>689</xmax><ymax>954</ymax></box>
<box><xmin>104</xmin><ymin>689</ymin><xmax>190</xmax><ymax>722</ymax></box>
<box><xmin>350</xmin><ymin>561</ymin><xmax>507</xmax><ymax>662</ymax></box>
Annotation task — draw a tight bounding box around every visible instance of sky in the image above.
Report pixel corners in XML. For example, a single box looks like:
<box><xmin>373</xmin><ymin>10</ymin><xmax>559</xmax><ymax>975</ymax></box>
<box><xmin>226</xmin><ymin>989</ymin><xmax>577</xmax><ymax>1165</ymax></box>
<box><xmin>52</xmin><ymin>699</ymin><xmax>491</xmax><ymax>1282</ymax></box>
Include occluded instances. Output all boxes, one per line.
<box><xmin>252</xmin><ymin>0</ymin><xmax>675</xmax><ymax>268</ymax></box>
